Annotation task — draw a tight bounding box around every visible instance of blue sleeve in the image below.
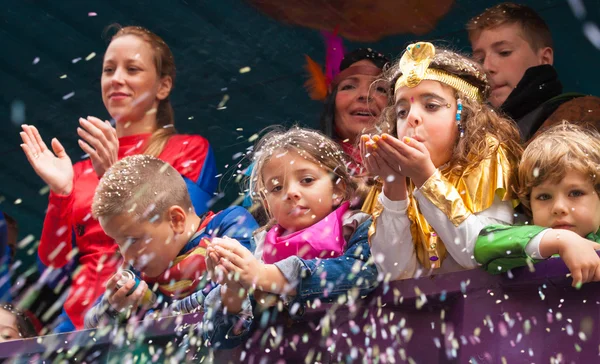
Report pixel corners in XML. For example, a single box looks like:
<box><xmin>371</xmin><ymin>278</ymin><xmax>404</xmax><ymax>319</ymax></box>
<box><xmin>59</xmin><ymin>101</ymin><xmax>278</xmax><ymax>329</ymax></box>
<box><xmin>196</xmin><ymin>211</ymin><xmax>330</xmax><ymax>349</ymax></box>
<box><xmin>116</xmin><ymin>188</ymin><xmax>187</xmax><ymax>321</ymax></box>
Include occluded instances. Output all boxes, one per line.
<box><xmin>206</xmin><ymin>206</ymin><xmax>259</xmax><ymax>252</ymax></box>
<box><xmin>242</xmin><ymin>162</ymin><xmax>254</xmax><ymax>209</ymax></box>
<box><xmin>0</xmin><ymin>213</ymin><xmax>11</xmax><ymax>301</ymax></box>
<box><xmin>202</xmin><ymin>284</ymin><xmax>254</xmax><ymax>350</ymax></box>
<box><xmin>276</xmin><ymin>218</ymin><xmax>379</xmax><ymax>310</ymax></box>
<box><xmin>83</xmin><ymin>295</ymin><xmax>111</xmax><ymax>329</ymax></box>
<box><xmin>0</xmin><ymin>213</ymin><xmax>6</xmax><ymax>260</ymax></box>
<box><xmin>184</xmin><ymin>146</ymin><xmax>218</xmax><ymax>215</ymax></box>
<box><xmin>0</xmin><ymin>246</ymin><xmax>10</xmax><ymax>302</ymax></box>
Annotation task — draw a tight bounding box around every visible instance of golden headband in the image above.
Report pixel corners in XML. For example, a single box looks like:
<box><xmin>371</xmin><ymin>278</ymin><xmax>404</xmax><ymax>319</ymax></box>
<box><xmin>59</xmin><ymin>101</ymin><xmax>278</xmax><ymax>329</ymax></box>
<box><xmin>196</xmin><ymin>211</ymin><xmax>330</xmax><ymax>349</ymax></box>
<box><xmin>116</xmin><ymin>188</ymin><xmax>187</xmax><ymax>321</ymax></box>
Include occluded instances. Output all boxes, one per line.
<box><xmin>394</xmin><ymin>42</ymin><xmax>482</xmax><ymax>102</ymax></box>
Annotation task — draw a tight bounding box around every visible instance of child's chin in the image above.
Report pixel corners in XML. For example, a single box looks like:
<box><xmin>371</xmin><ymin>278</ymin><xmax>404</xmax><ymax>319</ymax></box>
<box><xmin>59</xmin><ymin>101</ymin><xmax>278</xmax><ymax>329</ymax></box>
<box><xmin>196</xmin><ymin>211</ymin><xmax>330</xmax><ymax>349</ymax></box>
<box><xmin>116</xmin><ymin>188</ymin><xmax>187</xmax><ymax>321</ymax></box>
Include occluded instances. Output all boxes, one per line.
<box><xmin>140</xmin><ymin>266</ymin><xmax>164</xmax><ymax>278</ymax></box>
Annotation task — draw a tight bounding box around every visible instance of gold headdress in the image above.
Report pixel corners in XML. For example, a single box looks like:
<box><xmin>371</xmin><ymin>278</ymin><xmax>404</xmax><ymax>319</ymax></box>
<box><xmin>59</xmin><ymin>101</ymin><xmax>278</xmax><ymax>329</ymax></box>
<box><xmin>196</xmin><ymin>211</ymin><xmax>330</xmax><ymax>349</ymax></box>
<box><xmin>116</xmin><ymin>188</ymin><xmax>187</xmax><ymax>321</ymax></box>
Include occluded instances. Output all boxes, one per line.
<box><xmin>394</xmin><ymin>42</ymin><xmax>482</xmax><ymax>102</ymax></box>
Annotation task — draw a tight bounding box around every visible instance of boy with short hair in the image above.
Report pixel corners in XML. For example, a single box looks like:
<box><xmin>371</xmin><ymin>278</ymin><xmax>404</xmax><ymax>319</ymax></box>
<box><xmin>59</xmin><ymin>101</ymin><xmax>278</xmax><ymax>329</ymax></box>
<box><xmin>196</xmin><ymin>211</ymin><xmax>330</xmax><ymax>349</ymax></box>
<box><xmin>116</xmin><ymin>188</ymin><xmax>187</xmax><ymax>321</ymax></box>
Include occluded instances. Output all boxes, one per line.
<box><xmin>84</xmin><ymin>155</ymin><xmax>258</xmax><ymax>328</ymax></box>
<box><xmin>467</xmin><ymin>2</ymin><xmax>600</xmax><ymax>141</ymax></box>
<box><xmin>475</xmin><ymin>123</ymin><xmax>600</xmax><ymax>287</ymax></box>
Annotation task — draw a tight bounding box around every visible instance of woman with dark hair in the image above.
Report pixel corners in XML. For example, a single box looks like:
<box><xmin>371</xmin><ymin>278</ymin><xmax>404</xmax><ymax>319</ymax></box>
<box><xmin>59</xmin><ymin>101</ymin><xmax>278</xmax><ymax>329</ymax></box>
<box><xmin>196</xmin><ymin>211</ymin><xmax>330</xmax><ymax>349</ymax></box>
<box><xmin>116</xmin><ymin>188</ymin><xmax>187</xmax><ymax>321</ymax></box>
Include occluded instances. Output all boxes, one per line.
<box><xmin>319</xmin><ymin>48</ymin><xmax>390</xmax><ymax>175</ymax></box>
<box><xmin>19</xmin><ymin>26</ymin><xmax>217</xmax><ymax>331</ymax></box>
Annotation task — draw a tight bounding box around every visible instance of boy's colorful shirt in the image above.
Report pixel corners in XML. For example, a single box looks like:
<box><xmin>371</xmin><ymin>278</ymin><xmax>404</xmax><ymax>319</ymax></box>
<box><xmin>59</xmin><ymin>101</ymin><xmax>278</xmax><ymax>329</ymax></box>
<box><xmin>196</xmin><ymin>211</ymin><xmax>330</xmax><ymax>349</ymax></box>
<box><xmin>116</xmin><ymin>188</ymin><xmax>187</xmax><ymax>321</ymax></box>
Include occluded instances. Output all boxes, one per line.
<box><xmin>83</xmin><ymin>206</ymin><xmax>258</xmax><ymax>329</ymax></box>
<box><xmin>142</xmin><ymin>206</ymin><xmax>257</xmax><ymax>302</ymax></box>
<box><xmin>475</xmin><ymin>224</ymin><xmax>600</xmax><ymax>273</ymax></box>
<box><xmin>141</xmin><ymin>212</ymin><xmax>214</xmax><ymax>299</ymax></box>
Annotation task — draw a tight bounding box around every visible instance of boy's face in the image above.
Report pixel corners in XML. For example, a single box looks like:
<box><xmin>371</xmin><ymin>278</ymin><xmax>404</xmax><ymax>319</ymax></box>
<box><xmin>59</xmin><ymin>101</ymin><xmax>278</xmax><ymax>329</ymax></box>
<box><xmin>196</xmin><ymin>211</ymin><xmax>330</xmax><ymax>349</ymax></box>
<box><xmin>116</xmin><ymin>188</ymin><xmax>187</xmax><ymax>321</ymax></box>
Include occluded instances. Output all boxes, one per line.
<box><xmin>99</xmin><ymin>211</ymin><xmax>181</xmax><ymax>278</ymax></box>
<box><xmin>530</xmin><ymin>171</ymin><xmax>600</xmax><ymax>237</ymax></box>
<box><xmin>470</xmin><ymin>23</ymin><xmax>552</xmax><ymax>108</ymax></box>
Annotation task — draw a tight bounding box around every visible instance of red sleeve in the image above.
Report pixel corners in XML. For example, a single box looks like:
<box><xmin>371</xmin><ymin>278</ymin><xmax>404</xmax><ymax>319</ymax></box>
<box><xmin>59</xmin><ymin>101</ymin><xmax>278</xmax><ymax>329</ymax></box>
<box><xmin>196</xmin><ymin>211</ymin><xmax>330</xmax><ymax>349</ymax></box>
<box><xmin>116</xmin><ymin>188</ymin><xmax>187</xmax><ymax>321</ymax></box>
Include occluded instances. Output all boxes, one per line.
<box><xmin>38</xmin><ymin>166</ymin><xmax>80</xmax><ymax>268</ymax></box>
<box><xmin>161</xmin><ymin>134</ymin><xmax>210</xmax><ymax>182</ymax></box>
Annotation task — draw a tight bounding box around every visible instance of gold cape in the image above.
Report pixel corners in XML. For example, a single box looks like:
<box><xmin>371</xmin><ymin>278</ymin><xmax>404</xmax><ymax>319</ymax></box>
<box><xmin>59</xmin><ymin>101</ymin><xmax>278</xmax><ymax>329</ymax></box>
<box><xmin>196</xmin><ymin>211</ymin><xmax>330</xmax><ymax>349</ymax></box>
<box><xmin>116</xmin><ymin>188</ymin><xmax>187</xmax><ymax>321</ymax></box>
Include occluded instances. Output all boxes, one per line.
<box><xmin>364</xmin><ymin>137</ymin><xmax>519</xmax><ymax>269</ymax></box>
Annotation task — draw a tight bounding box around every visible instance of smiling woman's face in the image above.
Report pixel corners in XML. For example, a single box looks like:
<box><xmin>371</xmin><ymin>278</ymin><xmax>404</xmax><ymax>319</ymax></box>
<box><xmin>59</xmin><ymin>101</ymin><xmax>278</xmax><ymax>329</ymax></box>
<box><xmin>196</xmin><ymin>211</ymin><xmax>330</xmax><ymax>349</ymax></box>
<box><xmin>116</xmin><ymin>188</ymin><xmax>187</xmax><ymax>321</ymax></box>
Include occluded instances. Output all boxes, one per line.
<box><xmin>334</xmin><ymin>60</ymin><xmax>387</xmax><ymax>142</ymax></box>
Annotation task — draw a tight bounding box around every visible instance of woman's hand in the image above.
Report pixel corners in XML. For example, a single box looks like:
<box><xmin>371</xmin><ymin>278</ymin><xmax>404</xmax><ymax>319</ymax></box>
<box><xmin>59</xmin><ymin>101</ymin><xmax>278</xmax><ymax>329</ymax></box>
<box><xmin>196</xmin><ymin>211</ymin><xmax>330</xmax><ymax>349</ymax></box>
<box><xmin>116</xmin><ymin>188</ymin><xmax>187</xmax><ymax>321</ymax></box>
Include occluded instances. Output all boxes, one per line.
<box><xmin>77</xmin><ymin>116</ymin><xmax>119</xmax><ymax>179</ymax></box>
<box><xmin>20</xmin><ymin>124</ymin><xmax>74</xmax><ymax>195</ymax></box>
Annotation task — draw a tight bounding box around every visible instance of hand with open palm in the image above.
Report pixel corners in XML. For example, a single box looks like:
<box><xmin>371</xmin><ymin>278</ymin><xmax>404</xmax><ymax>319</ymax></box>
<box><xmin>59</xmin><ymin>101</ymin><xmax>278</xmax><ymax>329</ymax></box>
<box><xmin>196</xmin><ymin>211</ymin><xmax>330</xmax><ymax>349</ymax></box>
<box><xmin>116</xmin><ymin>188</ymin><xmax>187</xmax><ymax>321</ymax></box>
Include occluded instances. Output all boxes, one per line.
<box><xmin>20</xmin><ymin>124</ymin><xmax>74</xmax><ymax>195</ymax></box>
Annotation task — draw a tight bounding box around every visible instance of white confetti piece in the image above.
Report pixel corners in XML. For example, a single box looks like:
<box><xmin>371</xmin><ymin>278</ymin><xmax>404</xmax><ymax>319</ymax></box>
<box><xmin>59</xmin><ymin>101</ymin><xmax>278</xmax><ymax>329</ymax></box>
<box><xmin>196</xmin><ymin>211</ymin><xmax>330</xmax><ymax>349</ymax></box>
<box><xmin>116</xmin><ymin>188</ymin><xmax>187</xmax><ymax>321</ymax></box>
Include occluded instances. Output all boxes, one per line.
<box><xmin>85</xmin><ymin>52</ymin><xmax>96</xmax><ymax>61</ymax></box>
<box><xmin>14</xmin><ymin>198</ymin><xmax>22</xmax><ymax>204</ymax></box>
<box><xmin>88</xmin><ymin>12</ymin><xmax>97</xmax><ymax>16</ymax></box>
<box><xmin>59</xmin><ymin>74</ymin><xmax>67</xmax><ymax>79</ymax></box>
<box><xmin>72</xmin><ymin>57</ymin><xmax>82</xmax><ymax>64</ymax></box>
<box><xmin>63</xmin><ymin>91</ymin><xmax>75</xmax><ymax>100</ymax></box>
<box><xmin>583</xmin><ymin>22</ymin><xmax>600</xmax><ymax>49</ymax></box>
<box><xmin>32</xmin><ymin>57</ymin><xmax>40</xmax><ymax>65</ymax></box>
<box><xmin>239</xmin><ymin>66</ymin><xmax>251</xmax><ymax>74</ymax></box>
<box><xmin>17</xmin><ymin>235</ymin><xmax>35</xmax><ymax>248</ymax></box>
<box><xmin>10</xmin><ymin>100</ymin><xmax>26</xmax><ymax>125</ymax></box>
<box><xmin>217</xmin><ymin>94</ymin><xmax>229</xmax><ymax>110</ymax></box>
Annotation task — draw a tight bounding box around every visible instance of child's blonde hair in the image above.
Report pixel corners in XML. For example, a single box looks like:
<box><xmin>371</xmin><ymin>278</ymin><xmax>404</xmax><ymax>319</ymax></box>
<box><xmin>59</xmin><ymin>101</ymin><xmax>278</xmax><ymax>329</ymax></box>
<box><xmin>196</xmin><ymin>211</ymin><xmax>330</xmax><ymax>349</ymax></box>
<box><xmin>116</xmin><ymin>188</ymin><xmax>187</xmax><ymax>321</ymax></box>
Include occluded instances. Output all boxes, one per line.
<box><xmin>517</xmin><ymin>122</ymin><xmax>600</xmax><ymax>213</ymax></box>
<box><xmin>249</xmin><ymin>127</ymin><xmax>358</xmax><ymax>225</ymax></box>
<box><xmin>92</xmin><ymin>155</ymin><xmax>192</xmax><ymax>220</ymax></box>
<box><xmin>377</xmin><ymin>44</ymin><xmax>523</xmax><ymax>174</ymax></box>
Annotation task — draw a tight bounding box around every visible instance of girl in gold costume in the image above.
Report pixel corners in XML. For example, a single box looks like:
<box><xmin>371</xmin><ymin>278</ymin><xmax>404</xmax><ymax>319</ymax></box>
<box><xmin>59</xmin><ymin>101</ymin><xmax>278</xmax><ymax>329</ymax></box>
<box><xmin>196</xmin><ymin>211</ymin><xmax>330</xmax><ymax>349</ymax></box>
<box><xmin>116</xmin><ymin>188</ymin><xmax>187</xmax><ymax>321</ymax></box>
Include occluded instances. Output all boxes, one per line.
<box><xmin>361</xmin><ymin>42</ymin><xmax>522</xmax><ymax>280</ymax></box>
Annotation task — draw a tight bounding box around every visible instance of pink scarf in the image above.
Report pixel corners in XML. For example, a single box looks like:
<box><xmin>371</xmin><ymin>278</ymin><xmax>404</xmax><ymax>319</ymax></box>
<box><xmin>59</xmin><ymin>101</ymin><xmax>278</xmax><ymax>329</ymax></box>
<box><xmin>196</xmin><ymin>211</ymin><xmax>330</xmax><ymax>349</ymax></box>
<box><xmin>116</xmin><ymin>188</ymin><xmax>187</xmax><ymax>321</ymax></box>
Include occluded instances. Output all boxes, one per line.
<box><xmin>262</xmin><ymin>202</ymin><xmax>350</xmax><ymax>263</ymax></box>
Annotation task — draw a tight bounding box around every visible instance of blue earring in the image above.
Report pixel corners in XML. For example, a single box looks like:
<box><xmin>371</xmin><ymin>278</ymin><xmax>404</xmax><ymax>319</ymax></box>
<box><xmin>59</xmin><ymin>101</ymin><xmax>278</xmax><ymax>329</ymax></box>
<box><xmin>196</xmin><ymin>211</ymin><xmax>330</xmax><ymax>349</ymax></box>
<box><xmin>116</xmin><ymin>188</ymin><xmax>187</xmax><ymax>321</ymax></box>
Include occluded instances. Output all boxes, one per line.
<box><xmin>456</xmin><ymin>99</ymin><xmax>464</xmax><ymax>137</ymax></box>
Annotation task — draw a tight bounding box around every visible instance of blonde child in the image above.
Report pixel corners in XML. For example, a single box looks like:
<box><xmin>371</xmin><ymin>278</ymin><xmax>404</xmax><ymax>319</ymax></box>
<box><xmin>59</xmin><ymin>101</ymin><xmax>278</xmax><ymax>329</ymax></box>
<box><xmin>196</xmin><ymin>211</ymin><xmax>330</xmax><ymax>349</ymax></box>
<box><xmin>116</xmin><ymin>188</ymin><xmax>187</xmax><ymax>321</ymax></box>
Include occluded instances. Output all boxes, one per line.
<box><xmin>84</xmin><ymin>155</ymin><xmax>257</xmax><ymax>328</ymax></box>
<box><xmin>203</xmin><ymin>127</ymin><xmax>377</xmax><ymax>348</ymax></box>
<box><xmin>362</xmin><ymin>42</ymin><xmax>523</xmax><ymax>280</ymax></box>
<box><xmin>476</xmin><ymin>123</ymin><xmax>600</xmax><ymax>286</ymax></box>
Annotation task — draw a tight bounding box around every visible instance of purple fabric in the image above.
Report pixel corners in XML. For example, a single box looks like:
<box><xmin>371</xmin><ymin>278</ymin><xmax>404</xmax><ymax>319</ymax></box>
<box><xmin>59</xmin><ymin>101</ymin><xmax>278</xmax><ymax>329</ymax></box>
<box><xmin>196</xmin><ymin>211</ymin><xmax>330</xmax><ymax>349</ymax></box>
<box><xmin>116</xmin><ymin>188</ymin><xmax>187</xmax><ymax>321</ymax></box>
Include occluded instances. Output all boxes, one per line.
<box><xmin>2</xmin><ymin>255</ymin><xmax>599</xmax><ymax>362</ymax></box>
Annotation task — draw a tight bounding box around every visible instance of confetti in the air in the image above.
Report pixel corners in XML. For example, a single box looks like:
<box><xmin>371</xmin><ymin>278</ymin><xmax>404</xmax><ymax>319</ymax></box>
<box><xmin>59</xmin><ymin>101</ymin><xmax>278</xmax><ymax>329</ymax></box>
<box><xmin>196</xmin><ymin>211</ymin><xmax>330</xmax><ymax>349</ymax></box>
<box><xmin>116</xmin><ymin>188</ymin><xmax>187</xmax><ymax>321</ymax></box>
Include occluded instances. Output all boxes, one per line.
<box><xmin>63</xmin><ymin>91</ymin><xmax>75</xmax><ymax>100</ymax></box>
<box><xmin>239</xmin><ymin>66</ymin><xmax>251</xmax><ymax>74</ymax></box>
<box><xmin>583</xmin><ymin>22</ymin><xmax>600</xmax><ymax>49</ymax></box>
<box><xmin>88</xmin><ymin>12</ymin><xmax>97</xmax><ymax>16</ymax></box>
<box><xmin>10</xmin><ymin>100</ymin><xmax>26</xmax><ymax>125</ymax></box>
<box><xmin>32</xmin><ymin>57</ymin><xmax>40</xmax><ymax>65</ymax></box>
<box><xmin>85</xmin><ymin>52</ymin><xmax>96</xmax><ymax>61</ymax></box>
<box><xmin>72</xmin><ymin>57</ymin><xmax>82</xmax><ymax>64</ymax></box>
<box><xmin>217</xmin><ymin>94</ymin><xmax>230</xmax><ymax>110</ymax></box>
